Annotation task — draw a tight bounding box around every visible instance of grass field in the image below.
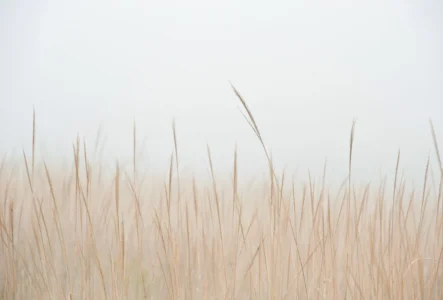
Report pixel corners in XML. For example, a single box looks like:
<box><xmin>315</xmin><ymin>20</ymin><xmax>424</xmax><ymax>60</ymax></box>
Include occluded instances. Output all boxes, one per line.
<box><xmin>1</xmin><ymin>87</ymin><xmax>442</xmax><ymax>299</ymax></box>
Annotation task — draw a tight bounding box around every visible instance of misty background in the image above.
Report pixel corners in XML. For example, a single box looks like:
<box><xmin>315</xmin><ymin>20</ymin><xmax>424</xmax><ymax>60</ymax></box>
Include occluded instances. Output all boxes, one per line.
<box><xmin>1</xmin><ymin>0</ymin><xmax>442</xmax><ymax>186</ymax></box>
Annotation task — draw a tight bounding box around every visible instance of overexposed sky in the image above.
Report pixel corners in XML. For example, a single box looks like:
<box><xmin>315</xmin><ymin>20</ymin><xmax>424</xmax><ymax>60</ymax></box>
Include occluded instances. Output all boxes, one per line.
<box><xmin>1</xmin><ymin>0</ymin><xmax>442</xmax><ymax>184</ymax></box>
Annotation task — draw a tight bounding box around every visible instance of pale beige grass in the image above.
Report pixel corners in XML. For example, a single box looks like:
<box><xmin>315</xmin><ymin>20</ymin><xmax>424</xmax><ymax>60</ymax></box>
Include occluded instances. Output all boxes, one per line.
<box><xmin>0</xmin><ymin>91</ymin><xmax>442</xmax><ymax>299</ymax></box>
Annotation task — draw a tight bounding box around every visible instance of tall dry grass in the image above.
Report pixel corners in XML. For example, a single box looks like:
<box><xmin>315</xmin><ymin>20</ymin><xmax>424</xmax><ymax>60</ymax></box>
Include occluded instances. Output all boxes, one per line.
<box><xmin>0</xmin><ymin>87</ymin><xmax>442</xmax><ymax>299</ymax></box>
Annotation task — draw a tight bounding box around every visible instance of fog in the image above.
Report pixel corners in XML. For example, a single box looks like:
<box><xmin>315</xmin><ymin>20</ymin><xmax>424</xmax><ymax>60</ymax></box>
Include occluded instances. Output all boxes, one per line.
<box><xmin>1</xmin><ymin>0</ymin><xmax>442</xmax><ymax>185</ymax></box>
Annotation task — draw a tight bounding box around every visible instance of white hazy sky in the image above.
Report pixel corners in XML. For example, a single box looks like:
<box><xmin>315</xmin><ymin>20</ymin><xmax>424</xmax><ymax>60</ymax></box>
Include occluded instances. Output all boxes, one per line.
<box><xmin>1</xmin><ymin>0</ymin><xmax>442</xmax><ymax>185</ymax></box>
